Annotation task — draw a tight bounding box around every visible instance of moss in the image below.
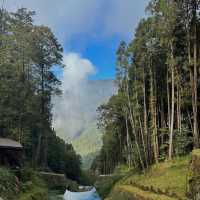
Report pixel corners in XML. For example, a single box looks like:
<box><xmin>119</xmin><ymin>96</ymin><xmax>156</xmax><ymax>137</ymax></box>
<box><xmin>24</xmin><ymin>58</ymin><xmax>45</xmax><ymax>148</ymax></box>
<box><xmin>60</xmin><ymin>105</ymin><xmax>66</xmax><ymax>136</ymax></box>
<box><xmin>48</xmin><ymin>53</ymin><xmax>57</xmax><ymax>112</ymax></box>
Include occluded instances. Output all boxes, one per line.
<box><xmin>188</xmin><ymin>149</ymin><xmax>200</xmax><ymax>199</ymax></box>
<box><xmin>192</xmin><ymin>149</ymin><xmax>200</xmax><ymax>157</ymax></box>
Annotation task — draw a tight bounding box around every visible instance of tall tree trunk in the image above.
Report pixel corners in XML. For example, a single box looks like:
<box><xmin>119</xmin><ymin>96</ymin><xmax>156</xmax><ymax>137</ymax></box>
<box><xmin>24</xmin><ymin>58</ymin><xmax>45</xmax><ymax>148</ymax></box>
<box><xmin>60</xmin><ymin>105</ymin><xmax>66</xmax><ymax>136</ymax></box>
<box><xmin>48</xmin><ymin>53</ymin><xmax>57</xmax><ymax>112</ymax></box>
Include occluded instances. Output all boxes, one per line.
<box><xmin>36</xmin><ymin>63</ymin><xmax>47</xmax><ymax>167</ymax></box>
<box><xmin>143</xmin><ymin>68</ymin><xmax>149</xmax><ymax>166</ymax></box>
<box><xmin>125</xmin><ymin>113</ymin><xmax>131</xmax><ymax>168</ymax></box>
<box><xmin>150</xmin><ymin>56</ymin><xmax>159</xmax><ymax>163</ymax></box>
<box><xmin>169</xmin><ymin>41</ymin><xmax>175</xmax><ymax>160</ymax></box>
<box><xmin>167</xmin><ymin>70</ymin><xmax>171</xmax><ymax>132</ymax></box>
<box><xmin>176</xmin><ymin>83</ymin><xmax>181</xmax><ymax>134</ymax></box>
<box><xmin>135</xmin><ymin>74</ymin><xmax>148</xmax><ymax>168</ymax></box>
<box><xmin>192</xmin><ymin>7</ymin><xmax>199</xmax><ymax>148</ymax></box>
<box><xmin>187</xmin><ymin>1</ymin><xmax>199</xmax><ymax>148</ymax></box>
<box><xmin>188</xmin><ymin>18</ymin><xmax>195</xmax><ymax>147</ymax></box>
<box><xmin>125</xmin><ymin>71</ymin><xmax>145</xmax><ymax>170</ymax></box>
<box><xmin>139</xmin><ymin>116</ymin><xmax>148</xmax><ymax>168</ymax></box>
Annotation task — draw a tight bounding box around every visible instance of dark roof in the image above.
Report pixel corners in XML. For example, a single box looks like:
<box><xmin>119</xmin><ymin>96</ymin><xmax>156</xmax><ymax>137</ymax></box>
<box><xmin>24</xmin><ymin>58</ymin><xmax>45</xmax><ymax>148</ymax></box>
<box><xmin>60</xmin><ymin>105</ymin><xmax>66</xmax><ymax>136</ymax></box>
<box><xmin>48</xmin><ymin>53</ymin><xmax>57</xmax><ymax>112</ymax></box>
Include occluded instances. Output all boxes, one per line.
<box><xmin>0</xmin><ymin>138</ymin><xmax>23</xmax><ymax>149</ymax></box>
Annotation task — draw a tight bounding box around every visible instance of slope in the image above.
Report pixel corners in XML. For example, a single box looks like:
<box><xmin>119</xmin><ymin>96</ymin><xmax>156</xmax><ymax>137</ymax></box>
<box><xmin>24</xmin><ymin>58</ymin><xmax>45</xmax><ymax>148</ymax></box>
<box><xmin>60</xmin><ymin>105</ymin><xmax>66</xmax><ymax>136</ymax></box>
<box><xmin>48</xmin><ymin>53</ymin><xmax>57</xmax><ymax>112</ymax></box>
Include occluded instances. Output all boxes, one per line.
<box><xmin>105</xmin><ymin>156</ymin><xmax>190</xmax><ymax>200</ymax></box>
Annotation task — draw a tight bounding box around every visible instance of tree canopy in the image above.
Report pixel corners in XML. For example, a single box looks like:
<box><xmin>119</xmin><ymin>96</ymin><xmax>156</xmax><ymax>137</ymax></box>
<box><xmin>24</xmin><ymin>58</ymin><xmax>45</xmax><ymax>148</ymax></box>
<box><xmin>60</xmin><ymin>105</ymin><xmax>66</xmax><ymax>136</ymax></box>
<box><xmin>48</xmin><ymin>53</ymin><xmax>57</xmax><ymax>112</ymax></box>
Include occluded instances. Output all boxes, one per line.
<box><xmin>0</xmin><ymin>8</ymin><xmax>81</xmax><ymax>181</ymax></box>
<box><xmin>92</xmin><ymin>0</ymin><xmax>200</xmax><ymax>174</ymax></box>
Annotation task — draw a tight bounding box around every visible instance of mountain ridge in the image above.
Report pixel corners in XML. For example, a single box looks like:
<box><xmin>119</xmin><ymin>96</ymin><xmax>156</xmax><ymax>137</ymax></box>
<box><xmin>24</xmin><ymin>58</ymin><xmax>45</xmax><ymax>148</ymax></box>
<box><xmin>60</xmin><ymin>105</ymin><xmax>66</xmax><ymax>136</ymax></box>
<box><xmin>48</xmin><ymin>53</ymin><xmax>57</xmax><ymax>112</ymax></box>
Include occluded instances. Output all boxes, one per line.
<box><xmin>54</xmin><ymin>79</ymin><xmax>117</xmax><ymax>168</ymax></box>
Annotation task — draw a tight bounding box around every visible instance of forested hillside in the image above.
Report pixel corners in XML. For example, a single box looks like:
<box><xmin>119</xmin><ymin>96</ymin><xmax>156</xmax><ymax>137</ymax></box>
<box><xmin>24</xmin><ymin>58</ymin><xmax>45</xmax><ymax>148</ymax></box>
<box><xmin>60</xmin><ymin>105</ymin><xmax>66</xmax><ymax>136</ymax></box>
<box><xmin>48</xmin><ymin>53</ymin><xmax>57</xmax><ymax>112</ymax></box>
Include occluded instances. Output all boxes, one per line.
<box><xmin>54</xmin><ymin>79</ymin><xmax>116</xmax><ymax>169</ymax></box>
<box><xmin>0</xmin><ymin>8</ymin><xmax>81</xmax><ymax>181</ymax></box>
<box><xmin>92</xmin><ymin>0</ymin><xmax>200</xmax><ymax>174</ymax></box>
<box><xmin>72</xmin><ymin>122</ymin><xmax>102</xmax><ymax>169</ymax></box>
<box><xmin>2</xmin><ymin>0</ymin><xmax>200</xmax><ymax>199</ymax></box>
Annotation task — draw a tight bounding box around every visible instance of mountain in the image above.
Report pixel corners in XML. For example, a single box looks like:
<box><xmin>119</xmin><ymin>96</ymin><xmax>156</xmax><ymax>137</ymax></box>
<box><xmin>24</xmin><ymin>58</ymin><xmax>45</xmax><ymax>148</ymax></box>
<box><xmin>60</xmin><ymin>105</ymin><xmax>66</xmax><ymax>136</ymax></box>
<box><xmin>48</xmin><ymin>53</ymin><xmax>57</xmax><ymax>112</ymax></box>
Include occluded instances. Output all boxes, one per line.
<box><xmin>72</xmin><ymin>122</ymin><xmax>102</xmax><ymax>169</ymax></box>
<box><xmin>54</xmin><ymin>79</ymin><xmax>117</xmax><ymax>168</ymax></box>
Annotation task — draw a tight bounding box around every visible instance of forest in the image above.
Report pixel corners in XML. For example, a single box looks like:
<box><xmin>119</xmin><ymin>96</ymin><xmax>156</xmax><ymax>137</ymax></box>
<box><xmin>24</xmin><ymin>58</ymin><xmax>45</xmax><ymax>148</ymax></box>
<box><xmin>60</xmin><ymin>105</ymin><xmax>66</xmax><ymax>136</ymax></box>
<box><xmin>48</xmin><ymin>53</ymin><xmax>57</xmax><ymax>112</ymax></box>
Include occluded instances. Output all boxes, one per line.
<box><xmin>0</xmin><ymin>8</ymin><xmax>81</xmax><ymax>181</ymax></box>
<box><xmin>3</xmin><ymin>1</ymin><xmax>200</xmax><ymax>200</ymax></box>
<box><xmin>92</xmin><ymin>0</ymin><xmax>200</xmax><ymax>174</ymax></box>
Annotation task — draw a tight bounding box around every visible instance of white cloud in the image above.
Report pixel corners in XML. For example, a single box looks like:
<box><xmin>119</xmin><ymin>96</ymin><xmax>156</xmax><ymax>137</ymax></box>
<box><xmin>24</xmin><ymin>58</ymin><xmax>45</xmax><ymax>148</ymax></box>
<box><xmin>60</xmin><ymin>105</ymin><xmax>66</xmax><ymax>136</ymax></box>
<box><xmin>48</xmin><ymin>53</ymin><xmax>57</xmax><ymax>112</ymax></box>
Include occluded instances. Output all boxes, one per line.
<box><xmin>5</xmin><ymin>0</ymin><xmax>101</xmax><ymax>42</ymax></box>
<box><xmin>103</xmin><ymin>0</ymin><xmax>149</xmax><ymax>37</ymax></box>
<box><xmin>4</xmin><ymin>0</ymin><xmax>149</xmax><ymax>42</ymax></box>
<box><xmin>62</xmin><ymin>53</ymin><xmax>96</xmax><ymax>90</ymax></box>
<box><xmin>52</xmin><ymin>53</ymin><xmax>96</xmax><ymax>140</ymax></box>
<box><xmin>52</xmin><ymin>53</ymin><xmax>116</xmax><ymax>141</ymax></box>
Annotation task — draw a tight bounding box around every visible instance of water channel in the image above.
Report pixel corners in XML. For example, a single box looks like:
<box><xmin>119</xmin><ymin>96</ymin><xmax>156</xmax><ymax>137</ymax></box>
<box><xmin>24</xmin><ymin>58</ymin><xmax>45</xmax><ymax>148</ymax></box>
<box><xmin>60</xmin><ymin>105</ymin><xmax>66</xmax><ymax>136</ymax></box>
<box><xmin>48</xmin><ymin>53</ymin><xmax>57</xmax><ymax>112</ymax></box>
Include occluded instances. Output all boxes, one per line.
<box><xmin>49</xmin><ymin>187</ymin><xmax>101</xmax><ymax>200</ymax></box>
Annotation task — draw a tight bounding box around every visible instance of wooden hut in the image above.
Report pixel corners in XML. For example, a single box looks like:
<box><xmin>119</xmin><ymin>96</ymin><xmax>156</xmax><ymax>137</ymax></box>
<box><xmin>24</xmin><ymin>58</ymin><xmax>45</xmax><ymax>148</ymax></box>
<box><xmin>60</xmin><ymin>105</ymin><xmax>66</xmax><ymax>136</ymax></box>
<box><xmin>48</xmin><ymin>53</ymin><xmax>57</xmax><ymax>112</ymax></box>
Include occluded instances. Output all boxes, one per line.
<box><xmin>0</xmin><ymin>138</ymin><xmax>23</xmax><ymax>168</ymax></box>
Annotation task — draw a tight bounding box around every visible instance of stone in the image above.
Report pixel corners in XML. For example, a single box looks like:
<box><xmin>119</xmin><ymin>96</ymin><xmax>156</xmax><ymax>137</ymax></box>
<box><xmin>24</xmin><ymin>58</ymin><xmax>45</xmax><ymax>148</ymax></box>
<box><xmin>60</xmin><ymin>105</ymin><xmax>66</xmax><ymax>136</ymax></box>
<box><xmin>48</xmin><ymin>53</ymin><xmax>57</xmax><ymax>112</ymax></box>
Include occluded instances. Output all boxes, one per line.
<box><xmin>188</xmin><ymin>149</ymin><xmax>200</xmax><ymax>200</ymax></box>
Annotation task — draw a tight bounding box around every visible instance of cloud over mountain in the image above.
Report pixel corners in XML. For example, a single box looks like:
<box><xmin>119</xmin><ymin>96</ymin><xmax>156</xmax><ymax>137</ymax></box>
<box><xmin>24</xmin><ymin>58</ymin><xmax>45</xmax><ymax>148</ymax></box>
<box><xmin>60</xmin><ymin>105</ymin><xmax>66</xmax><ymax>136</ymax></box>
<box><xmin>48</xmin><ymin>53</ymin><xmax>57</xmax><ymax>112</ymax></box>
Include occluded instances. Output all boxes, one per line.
<box><xmin>53</xmin><ymin>53</ymin><xmax>95</xmax><ymax>140</ymax></box>
<box><xmin>52</xmin><ymin>53</ymin><xmax>116</xmax><ymax>141</ymax></box>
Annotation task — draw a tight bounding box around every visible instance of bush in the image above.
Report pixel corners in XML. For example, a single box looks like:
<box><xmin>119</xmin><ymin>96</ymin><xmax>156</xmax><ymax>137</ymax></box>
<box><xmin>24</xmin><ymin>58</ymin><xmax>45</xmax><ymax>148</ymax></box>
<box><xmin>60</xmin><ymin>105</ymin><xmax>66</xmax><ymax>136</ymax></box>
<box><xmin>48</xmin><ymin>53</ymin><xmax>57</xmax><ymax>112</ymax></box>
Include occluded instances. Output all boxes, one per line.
<box><xmin>19</xmin><ymin>170</ymin><xmax>48</xmax><ymax>200</ymax></box>
<box><xmin>95</xmin><ymin>175</ymin><xmax>122</xmax><ymax>198</ymax></box>
<box><xmin>0</xmin><ymin>168</ymin><xmax>17</xmax><ymax>200</ymax></box>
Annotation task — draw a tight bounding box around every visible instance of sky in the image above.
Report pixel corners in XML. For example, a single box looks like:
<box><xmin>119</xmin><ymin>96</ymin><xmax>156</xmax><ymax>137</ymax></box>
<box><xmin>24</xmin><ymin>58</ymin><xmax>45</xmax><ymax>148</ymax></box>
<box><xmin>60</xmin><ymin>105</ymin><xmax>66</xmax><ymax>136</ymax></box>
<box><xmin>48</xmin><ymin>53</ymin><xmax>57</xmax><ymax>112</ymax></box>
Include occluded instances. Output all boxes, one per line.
<box><xmin>5</xmin><ymin>0</ymin><xmax>149</xmax><ymax>80</ymax></box>
<box><xmin>4</xmin><ymin>0</ymin><xmax>149</xmax><ymax>140</ymax></box>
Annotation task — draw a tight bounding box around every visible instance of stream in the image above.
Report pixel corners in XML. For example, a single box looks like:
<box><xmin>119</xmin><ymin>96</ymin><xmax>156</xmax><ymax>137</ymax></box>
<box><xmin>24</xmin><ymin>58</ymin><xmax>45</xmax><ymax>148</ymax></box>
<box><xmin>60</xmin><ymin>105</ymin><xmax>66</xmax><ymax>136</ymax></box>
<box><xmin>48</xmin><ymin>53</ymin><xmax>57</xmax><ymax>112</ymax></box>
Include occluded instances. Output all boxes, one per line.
<box><xmin>49</xmin><ymin>188</ymin><xmax>101</xmax><ymax>200</ymax></box>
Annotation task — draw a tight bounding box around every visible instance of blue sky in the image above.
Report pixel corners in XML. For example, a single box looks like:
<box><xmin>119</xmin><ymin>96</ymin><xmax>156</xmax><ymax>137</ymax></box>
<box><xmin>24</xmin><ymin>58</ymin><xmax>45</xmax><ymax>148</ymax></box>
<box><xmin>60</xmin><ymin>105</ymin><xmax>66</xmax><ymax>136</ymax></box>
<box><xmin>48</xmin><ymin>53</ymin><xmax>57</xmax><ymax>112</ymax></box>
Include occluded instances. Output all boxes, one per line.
<box><xmin>62</xmin><ymin>1</ymin><xmax>149</xmax><ymax>80</ymax></box>
<box><xmin>5</xmin><ymin>0</ymin><xmax>150</xmax><ymax>138</ymax></box>
<box><xmin>6</xmin><ymin>0</ymin><xmax>149</xmax><ymax>80</ymax></box>
<box><xmin>67</xmin><ymin>35</ymin><xmax>121</xmax><ymax>80</ymax></box>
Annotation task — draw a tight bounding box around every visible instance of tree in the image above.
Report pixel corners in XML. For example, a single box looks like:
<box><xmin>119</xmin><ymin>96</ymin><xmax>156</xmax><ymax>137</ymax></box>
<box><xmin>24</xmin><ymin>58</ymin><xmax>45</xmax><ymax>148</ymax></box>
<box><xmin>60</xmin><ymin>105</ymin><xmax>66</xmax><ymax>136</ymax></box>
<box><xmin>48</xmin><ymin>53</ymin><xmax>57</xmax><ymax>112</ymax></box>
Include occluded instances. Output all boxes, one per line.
<box><xmin>93</xmin><ymin>0</ymin><xmax>199</xmax><ymax>173</ymax></box>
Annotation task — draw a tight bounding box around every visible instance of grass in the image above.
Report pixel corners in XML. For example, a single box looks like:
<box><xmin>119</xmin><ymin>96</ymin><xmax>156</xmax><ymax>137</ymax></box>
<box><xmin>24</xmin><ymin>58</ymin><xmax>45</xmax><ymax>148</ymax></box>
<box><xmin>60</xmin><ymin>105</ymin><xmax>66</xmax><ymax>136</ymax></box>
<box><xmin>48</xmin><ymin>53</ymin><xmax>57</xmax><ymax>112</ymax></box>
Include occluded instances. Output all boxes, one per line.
<box><xmin>105</xmin><ymin>156</ymin><xmax>191</xmax><ymax>200</ymax></box>
<box><xmin>0</xmin><ymin>168</ymin><xmax>48</xmax><ymax>200</ymax></box>
<box><xmin>18</xmin><ymin>169</ymin><xmax>48</xmax><ymax>200</ymax></box>
<box><xmin>192</xmin><ymin>149</ymin><xmax>200</xmax><ymax>156</ymax></box>
<box><xmin>106</xmin><ymin>185</ymin><xmax>179</xmax><ymax>200</ymax></box>
<box><xmin>124</xmin><ymin>156</ymin><xmax>190</xmax><ymax>198</ymax></box>
<box><xmin>114</xmin><ymin>165</ymin><xmax>134</xmax><ymax>175</ymax></box>
<box><xmin>48</xmin><ymin>190</ymin><xmax>63</xmax><ymax>200</ymax></box>
<box><xmin>18</xmin><ymin>185</ymin><xmax>48</xmax><ymax>200</ymax></box>
<box><xmin>95</xmin><ymin>164</ymin><xmax>134</xmax><ymax>198</ymax></box>
<box><xmin>95</xmin><ymin>175</ymin><xmax>123</xmax><ymax>199</ymax></box>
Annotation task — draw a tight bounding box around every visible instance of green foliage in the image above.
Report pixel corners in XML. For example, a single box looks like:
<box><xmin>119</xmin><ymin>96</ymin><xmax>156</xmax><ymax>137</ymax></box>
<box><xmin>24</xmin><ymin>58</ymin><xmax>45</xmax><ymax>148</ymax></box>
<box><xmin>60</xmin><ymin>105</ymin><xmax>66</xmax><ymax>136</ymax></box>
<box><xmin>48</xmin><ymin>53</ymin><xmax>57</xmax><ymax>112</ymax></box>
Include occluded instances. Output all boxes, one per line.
<box><xmin>92</xmin><ymin>0</ymin><xmax>199</xmax><ymax>175</ymax></box>
<box><xmin>0</xmin><ymin>7</ymin><xmax>82</xmax><ymax>183</ymax></box>
<box><xmin>106</xmin><ymin>157</ymin><xmax>190</xmax><ymax>200</ymax></box>
<box><xmin>174</xmin><ymin>127</ymin><xmax>193</xmax><ymax>156</ymax></box>
<box><xmin>81</xmin><ymin>152</ymin><xmax>99</xmax><ymax>170</ymax></box>
<box><xmin>78</xmin><ymin>170</ymin><xmax>97</xmax><ymax>186</ymax></box>
<box><xmin>48</xmin><ymin>191</ymin><xmax>63</xmax><ymax>200</ymax></box>
<box><xmin>95</xmin><ymin>175</ymin><xmax>122</xmax><ymax>199</ymax></box>
<box><xmin>72</xmin><ymin>122</ymin><xmax>102</xmax><ymax>170</ymax></box>
<box><xmin>72</xmin><ymin>122</ymin><xmax>102</xmax><ymax>157</ymax></box>
<box><xmin>124</xmin><ymin>156</ymin><xmax>190</xmax><ymax>198</ymax></box>
<box><xmin>47</xmin><ymin>132</ymin><xmax>81</xmax><ymax>181</ymax></box>
<box><xmin>18</xmin><ymin>169</ymin><xmax>48</xmax><ymax>200</ymax></box>
<box><xmin>0</xmin><ymin>168</ymin><xmax>17</xmax><ymax>200</ymax></box>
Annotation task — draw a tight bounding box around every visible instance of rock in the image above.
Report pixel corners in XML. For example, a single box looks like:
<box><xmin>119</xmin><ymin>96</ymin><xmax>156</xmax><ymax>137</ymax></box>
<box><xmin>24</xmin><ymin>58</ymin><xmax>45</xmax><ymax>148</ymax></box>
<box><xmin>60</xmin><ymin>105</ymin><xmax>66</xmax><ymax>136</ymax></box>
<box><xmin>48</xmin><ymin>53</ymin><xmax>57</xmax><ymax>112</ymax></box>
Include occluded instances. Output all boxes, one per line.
<box><xmin>188</xmin><ymin>149</ymin><xmax>200</xmax><ymax>200</ymax></box>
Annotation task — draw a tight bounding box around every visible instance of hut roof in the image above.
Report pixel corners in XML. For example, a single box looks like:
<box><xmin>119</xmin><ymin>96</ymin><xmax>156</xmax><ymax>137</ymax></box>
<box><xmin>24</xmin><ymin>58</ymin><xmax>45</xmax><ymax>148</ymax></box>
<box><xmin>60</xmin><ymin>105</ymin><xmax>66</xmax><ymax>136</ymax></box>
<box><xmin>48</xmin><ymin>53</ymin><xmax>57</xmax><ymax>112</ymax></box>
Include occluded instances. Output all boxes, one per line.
<box><xmin>0</xmin><ymin>138</ymin><xmax>23</xmax><ymax>149</ymax></box>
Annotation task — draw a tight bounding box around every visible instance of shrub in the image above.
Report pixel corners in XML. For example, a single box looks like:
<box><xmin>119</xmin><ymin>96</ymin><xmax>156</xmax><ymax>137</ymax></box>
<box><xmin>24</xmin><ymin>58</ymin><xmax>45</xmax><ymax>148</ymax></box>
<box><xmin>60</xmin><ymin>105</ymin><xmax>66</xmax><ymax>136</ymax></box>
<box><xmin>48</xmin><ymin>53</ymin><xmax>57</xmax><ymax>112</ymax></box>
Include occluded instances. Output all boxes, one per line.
<box><xmin>0</xmin><ymin>168</ymin><xmax>17</xmax><ymax>200</ymax></box>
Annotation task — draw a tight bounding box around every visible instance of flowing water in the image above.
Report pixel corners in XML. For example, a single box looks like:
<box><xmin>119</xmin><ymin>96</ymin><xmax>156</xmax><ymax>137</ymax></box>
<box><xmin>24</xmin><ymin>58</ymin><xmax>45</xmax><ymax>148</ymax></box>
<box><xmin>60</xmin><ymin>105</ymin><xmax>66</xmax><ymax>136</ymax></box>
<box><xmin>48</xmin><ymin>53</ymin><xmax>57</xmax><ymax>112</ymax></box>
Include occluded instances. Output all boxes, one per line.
<box><xmin>49</xmin><ymin>188</ymin><xmax>101</xmax><ymax>200</ymax></box>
